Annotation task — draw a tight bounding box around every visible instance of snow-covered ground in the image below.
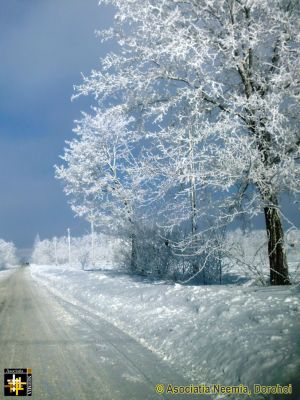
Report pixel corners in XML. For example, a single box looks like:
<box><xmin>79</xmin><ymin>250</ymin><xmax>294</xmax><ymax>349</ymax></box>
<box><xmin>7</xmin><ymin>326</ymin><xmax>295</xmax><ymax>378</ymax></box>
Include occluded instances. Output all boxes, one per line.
<box><xmin>0</xmin><ymin>268</ymin><xmax>16</xmax><ymax>281</ymax></box>
<box><xmin>30</xmin><ymin>264</ymin><xmax>300</xmax><ymax>398</ymax></box>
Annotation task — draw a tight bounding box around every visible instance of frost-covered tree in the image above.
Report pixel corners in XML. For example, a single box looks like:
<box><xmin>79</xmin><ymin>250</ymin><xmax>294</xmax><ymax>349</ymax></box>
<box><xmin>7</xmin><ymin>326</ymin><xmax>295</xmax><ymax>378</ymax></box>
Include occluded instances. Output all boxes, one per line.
<box><xmin>31</xmin><ymin>238</ymin><xmax>55</xmax><ymax>265</ymax></box>
<box><xmin>0</xmin><ymin>239</ymin><xmax>18</xmax><ymax>269</ymax></box>
<box><xmin>74</xmin><ymin>0</ymin><xmax>300</xmax><ymax>284</ymax></box>
<box><xmin>55</xmin><ymin>106</ymin><xmax>143</xmax><ymax>271</ymax></box>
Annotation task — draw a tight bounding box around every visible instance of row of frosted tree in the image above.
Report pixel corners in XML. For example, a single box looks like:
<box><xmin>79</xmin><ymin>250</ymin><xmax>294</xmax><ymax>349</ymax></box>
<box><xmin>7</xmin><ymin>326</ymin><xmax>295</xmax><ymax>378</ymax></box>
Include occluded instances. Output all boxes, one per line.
<box><xmin>0</xmin><ymin>239</ymin><xmax>18</xmax><ymax>270</ymax></box>
<box><xmin>56</xmin><ymin>0</ymin><xmax>300</xmax><ymax>285</ymax></box>
<box><xmin>30</xmin><ymin>229</ymin><xmax>300</xmax><ymax>284</ymax></box>
<box><xmin>31</xmin><ymin>234</ymin><xmax>121</xmax><ymax>269</ymax></box>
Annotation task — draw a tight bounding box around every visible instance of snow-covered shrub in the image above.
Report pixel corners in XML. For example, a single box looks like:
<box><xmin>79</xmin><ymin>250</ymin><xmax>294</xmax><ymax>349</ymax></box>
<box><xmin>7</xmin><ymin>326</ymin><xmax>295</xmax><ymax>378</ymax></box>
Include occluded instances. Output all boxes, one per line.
<box><xmin>118</xmin><ymin>224</ymin><xmax>174</xmax><ymax>277</ymax></box>
<box><xmin>117</xmin><ymin>223</ymin><xmax>223</xmax><ymax>282</ymax></box>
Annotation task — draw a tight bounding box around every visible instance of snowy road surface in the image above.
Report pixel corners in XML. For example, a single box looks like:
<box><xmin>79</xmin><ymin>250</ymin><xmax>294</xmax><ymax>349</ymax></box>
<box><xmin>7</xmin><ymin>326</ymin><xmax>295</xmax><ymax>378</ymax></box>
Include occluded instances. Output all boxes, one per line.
<box><xmin>0</xmin><ymin>267</ymin><xmax>194</xmax><ymax>399</ymax></box>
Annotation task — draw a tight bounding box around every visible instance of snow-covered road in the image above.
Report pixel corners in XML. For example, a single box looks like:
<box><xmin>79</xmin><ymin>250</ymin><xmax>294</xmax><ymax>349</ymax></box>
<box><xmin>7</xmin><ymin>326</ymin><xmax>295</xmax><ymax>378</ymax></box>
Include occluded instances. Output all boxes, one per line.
<box><xmin>0</xmin><ymin>267</ymin><xmax>193</xmax><ymax>399</ymax></box>
<box><xmin>29</xmin><ymin>264</ymin><xmax>300</xmax><ymax>400</ymax></box>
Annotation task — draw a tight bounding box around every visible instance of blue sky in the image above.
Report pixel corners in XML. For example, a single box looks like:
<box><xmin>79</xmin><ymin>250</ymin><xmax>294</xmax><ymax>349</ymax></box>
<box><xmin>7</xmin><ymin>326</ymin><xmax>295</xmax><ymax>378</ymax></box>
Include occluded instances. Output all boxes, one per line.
<box><xmin>0</xmin><ymin>0</ymin><xmax>113</xmax><ymax>248</ymax></box>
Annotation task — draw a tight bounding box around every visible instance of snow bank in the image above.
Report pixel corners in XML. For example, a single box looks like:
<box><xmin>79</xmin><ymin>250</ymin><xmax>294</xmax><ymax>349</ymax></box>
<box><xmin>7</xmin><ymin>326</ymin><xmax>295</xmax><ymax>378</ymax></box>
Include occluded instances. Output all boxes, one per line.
<box><xmin>31</xmin><ymin>264</ymin><xmax>300</xmax><ymax>398</ymax></box>
<box><xmin>0</xmin><ymin>268</ymin><xmax>15</xmax><ymax>280</ymax></box>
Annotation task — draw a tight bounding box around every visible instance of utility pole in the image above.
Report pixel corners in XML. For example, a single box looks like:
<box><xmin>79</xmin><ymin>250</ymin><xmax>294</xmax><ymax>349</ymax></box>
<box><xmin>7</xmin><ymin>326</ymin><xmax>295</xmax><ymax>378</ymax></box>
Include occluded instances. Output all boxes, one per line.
<box><xmin>67</xmin><ymin>228</ymin><xmax>71</xmax><ymax>266</ymax></box>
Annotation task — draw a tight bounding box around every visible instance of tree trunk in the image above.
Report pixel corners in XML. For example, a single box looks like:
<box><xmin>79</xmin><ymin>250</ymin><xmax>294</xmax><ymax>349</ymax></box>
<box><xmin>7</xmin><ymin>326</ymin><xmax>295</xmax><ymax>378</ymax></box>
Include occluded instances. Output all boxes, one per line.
<box><xmin>263</xmin><ymin>202</ymin><xmax>290</xmax><ymax>285</ymax></box>
<box><xmin>130</xmin><ymin>232</ymin><xmax>138</xmax><ymax>272</ymax></box>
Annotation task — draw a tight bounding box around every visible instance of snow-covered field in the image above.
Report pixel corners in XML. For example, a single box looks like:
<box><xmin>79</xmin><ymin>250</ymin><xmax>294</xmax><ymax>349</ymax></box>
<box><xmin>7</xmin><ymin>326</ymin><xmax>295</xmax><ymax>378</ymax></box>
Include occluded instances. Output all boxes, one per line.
<box><xmin>31</xmin><ymin>264</ymin><xmax>300</xmax><ymax>398</ymax></box>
